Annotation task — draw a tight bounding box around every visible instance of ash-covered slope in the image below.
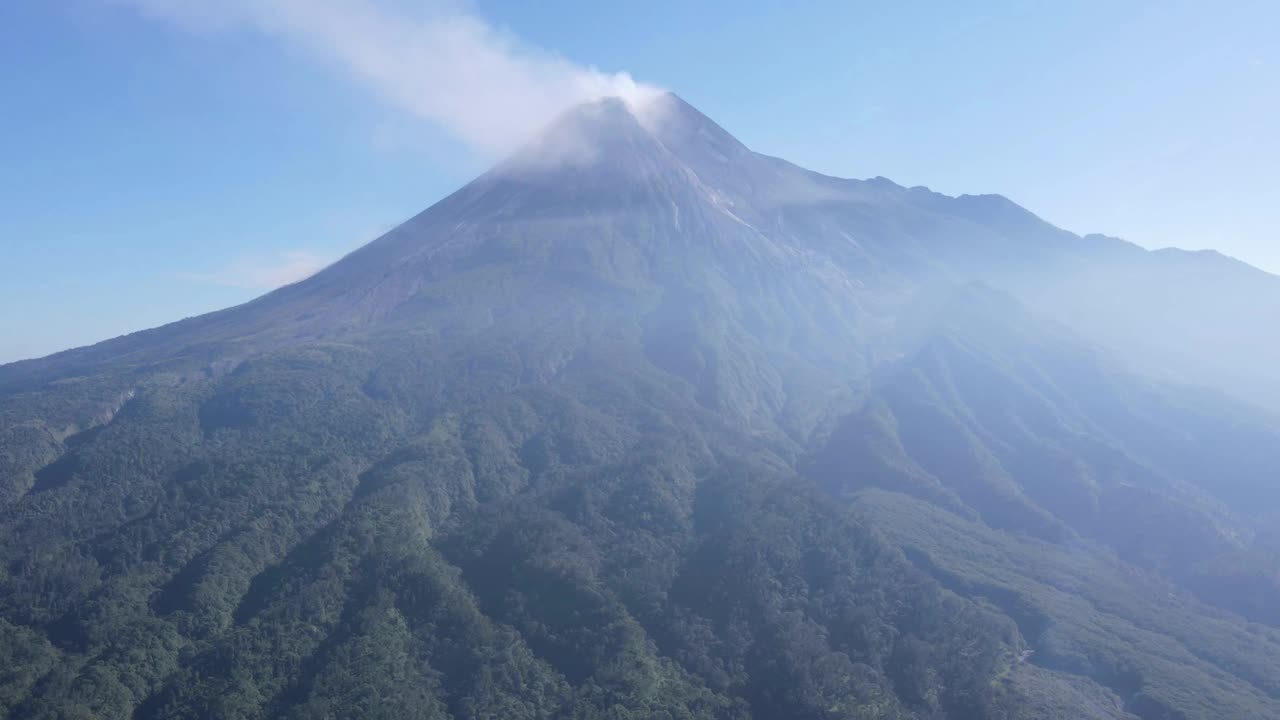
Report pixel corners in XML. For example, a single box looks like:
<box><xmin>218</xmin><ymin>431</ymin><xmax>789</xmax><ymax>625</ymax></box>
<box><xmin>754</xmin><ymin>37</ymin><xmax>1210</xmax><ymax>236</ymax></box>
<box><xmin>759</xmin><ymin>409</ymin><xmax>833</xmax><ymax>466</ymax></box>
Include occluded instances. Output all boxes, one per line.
<box><xmin>0</xmin><ymin>97</ymin><xmax>888</xmax><ymax>428</ymax></box>
<box><xmin>1</xmin><ymin>94</ymin><xmax>1279</xmax><ymax>720</ymax></box>
<box><xmin>11</xmin><ymin>96</ymin><xmax>1277</xmax><ymax>414</ymax></box>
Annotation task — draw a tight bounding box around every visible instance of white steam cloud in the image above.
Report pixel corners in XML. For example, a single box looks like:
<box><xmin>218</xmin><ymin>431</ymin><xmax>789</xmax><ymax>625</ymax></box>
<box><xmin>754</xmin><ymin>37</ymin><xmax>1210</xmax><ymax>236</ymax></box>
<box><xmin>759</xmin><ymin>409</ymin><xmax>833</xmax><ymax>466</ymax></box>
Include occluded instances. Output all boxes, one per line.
<box><xmin>118</xmin><ymin>0</ymin><xmax>664</xmax><ymax>156</ymax></box>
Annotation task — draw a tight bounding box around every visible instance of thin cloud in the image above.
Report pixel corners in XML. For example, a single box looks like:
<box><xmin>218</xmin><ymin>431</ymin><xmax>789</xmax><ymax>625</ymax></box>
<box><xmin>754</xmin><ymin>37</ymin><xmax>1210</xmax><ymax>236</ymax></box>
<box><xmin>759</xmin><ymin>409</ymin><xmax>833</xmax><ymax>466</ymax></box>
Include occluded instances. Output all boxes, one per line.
<box><xmin>181</xmin><ymin>250</ymin><xmax>333</xmax><ymax>290</ymax></box>
<box><xmin>116</xmin><ymin>0</ymin><xmax>664</xmax><ymax>156</ymax></box>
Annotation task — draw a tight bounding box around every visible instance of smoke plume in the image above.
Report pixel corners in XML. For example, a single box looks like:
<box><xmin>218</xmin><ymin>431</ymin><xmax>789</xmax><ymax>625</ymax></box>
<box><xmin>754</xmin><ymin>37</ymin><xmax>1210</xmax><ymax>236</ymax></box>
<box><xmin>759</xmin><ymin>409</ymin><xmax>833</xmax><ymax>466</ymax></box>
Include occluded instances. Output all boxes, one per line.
<box><xmin>119</xmin><ymin>0</ymin><xmax>664</xmax><ymax>155</ymax></box>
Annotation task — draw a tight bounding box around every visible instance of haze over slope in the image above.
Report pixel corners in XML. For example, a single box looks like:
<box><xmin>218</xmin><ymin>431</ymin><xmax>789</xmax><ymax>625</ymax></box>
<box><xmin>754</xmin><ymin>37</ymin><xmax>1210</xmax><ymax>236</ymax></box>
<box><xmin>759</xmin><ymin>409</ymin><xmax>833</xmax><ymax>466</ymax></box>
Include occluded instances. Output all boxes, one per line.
<box><xmin>1</xmin><ymin>94</ymin><xmax>1278</xmax><ymax>720</ymax></box>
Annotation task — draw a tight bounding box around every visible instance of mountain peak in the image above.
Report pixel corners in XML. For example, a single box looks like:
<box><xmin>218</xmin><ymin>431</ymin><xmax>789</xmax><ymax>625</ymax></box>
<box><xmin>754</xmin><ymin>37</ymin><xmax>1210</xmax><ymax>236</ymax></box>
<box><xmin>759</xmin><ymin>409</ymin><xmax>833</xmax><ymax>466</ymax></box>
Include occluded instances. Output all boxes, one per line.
<box><xmin>496</xmin><ymin>93</ymin><xmax>749</xmax><ymax>178</ymax></box>
<box><xmin>497</xmin><ymin>96</ymin><xmax>658</xmax><ymax>173</ymax></box>
<box><xmin>643</xmin><ymin>92</ymin><xmax>750</xmax><ymax>163</ymax></box>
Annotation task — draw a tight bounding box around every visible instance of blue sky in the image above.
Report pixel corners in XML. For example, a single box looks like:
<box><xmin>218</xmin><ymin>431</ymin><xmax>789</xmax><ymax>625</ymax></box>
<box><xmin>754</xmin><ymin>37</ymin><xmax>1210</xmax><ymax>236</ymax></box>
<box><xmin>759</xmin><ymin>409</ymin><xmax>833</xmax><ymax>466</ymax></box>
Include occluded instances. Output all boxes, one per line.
<box><xmin>2</xmin><ymin>0</ymin><xmax>1277</xmax><ymax>363</ymax></box>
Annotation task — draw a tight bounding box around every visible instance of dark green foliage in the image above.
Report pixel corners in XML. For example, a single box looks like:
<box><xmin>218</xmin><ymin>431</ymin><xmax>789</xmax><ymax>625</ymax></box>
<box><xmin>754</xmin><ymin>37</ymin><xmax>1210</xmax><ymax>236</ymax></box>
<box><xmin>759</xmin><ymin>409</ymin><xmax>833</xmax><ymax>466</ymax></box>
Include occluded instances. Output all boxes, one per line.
<box><xmin>0</xmin><ymin>327</ymin><xmax>1041</xmax><ymax>719</ymax></box>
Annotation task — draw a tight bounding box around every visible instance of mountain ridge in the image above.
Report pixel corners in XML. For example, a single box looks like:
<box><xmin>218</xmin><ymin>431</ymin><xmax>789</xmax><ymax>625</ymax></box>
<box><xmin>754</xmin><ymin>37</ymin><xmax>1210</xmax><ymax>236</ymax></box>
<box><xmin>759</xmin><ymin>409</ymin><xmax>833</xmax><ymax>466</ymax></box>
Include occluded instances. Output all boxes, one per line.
<box><xmin>2</xmin><ymin>94</ymin><xmax>1278</xmax><ymax>719</ymax></box>
<box><xmin>8</xmin><ymin>93</ymin><xmax>1276</xmax><ymax>410</ymax></box>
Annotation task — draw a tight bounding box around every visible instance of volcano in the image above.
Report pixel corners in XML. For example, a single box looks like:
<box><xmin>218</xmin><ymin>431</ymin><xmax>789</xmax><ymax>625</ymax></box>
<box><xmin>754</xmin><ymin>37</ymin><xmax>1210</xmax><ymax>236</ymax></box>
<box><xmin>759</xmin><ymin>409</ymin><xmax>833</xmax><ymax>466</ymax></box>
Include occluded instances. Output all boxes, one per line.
<box><xmin>2</xmin><ymin>94</ymin><xmax>1279</xmax><ymax>720</ymax></box>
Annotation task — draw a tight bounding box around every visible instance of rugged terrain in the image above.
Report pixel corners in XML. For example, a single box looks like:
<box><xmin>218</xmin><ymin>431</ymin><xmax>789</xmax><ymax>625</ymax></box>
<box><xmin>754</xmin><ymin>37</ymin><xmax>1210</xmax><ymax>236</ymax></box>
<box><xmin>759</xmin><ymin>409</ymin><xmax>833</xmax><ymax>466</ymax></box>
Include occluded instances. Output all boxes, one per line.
<box><xmin>1</xmin><ymin>94</ymin><xmax>1278</xmax><ymax>719</ymax></box>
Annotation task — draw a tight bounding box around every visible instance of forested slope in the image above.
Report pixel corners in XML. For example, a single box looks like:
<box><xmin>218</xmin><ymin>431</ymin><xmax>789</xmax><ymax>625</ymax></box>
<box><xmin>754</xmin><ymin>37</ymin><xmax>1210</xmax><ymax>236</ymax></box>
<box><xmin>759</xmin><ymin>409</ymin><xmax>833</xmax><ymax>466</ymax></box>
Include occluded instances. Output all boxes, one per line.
<box><xmin>2</xmin><ymin>94</ymin><xmax>1277</xmax><ymax>719</ymax></box>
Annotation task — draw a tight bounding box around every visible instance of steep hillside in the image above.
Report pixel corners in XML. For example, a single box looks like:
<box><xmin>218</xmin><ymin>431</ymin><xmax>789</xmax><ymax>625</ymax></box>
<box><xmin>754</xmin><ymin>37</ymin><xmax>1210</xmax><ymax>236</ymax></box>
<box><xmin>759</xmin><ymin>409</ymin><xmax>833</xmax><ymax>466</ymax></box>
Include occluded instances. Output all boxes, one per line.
<box><xmin>1</xmin><ymin>94</ymin><xmax>1277</xmax><ymax>719</ymax></box>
